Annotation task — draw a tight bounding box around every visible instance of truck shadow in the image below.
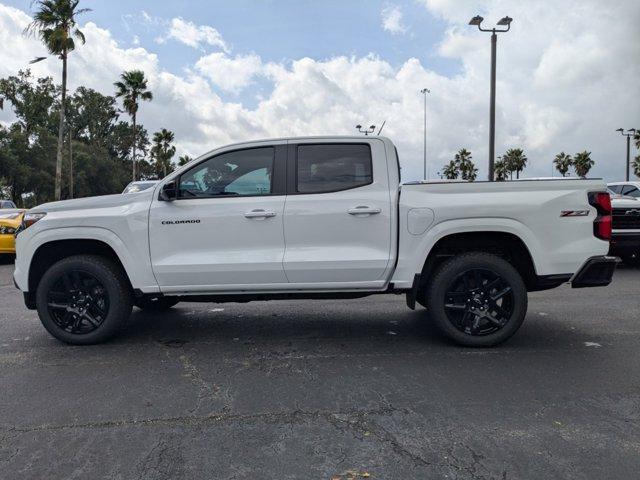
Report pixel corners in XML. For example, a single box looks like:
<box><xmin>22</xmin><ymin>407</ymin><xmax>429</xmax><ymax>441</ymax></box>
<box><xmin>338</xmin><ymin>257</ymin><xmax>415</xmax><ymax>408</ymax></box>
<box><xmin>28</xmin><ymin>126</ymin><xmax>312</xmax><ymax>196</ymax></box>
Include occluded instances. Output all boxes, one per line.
<box><xmin>122</xmin><ymin>302</ymin><xmax>588</xmax><ymax>352</ymax></box>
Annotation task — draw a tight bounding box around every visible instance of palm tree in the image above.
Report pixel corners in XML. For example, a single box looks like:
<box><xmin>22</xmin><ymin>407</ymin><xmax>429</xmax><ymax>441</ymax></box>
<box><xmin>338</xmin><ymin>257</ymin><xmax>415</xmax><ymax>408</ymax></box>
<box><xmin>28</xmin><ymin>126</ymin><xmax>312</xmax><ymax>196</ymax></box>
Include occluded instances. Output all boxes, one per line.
<box><xmin>502</xmin><ymin>148</ymin><xmax>528</xmax><ymax>179</ymax></box>
<box><xmin>494</xmin><ymin>158</ymin><xmax>510</xmax><ymax>181</ymax></box>
<box><xmin>178</xmin><ymin>154</ymin><xmax>193</xmax><ymax>166</ymax></box>
<box><xmin>114</xmin><ymin>70</ymin><xmax>153</xmax><ymax>181</ymax></box>
<box><xmin>455</xmin><ymin>149</ymin><xmax>477</xmax><ymax>181</ymax></box>
<box><xmin>25</xmin><ymin>0</ymin><xmax>90</xmax><ymax>201</ymax></box>
<box><xmin>632</xmin><ymin>155</ymin><xmax>640</xmax><ymax>179</ymax></box>
<box><xmin>442</xmin><ymin>160</ymin><xmax>459</xmax><ymax>180</ymax></box>
<box><xmin>573</xmin><ymin>151</ymin><xmax>594</xmax><ymax>178</ymax></box>
<box><xmin>151</xmin><ymin>128</ymin><xmax>176</xmax><ymax>178</ymax></box>
<box><xmin>553</xmin><ymin>152</ymin><xmax>572</xmax><ymax>177</ymax></box>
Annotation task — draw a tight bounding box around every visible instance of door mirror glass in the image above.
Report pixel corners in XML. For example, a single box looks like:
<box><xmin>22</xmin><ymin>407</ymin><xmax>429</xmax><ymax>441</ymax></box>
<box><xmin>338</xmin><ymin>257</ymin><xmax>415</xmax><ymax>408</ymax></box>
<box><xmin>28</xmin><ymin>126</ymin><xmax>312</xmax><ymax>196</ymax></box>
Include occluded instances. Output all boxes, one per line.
<box><xmin>159</xmin><ymin>181</ymin><xmax>177</xmax><ymax>201</ymax></box>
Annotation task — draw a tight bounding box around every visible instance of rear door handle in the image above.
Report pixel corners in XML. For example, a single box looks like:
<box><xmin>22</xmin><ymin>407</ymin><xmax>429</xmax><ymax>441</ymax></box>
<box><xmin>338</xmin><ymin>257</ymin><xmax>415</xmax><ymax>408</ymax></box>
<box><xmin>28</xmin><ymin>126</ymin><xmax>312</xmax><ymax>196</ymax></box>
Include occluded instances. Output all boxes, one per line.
<box><xmin>244</xmin><ymin>209</ymin><xmax>276</xmax><ymax>219</ymax></box>
<box><xmin>348</xmin><ymin>206</ymin><xmax>382</xmax><ymax>215</ymax></box>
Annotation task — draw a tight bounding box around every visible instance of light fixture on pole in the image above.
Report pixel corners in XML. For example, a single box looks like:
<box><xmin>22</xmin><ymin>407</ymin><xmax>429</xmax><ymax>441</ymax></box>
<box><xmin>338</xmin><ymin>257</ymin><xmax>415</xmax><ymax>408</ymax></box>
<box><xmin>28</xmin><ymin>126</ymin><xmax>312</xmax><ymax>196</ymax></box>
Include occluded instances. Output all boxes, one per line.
<box><xmin>469</xmin><ymin>14</ymin><xmax>513</xmax><ymax>181</ymax></box>
<box><xmin>356</xmin><ymin>124</ymin><xmax>376</xmax><ymax>136</ymax></box>
<box><xmin>420</xmin><ymin>88</ymin><xmax>430</xmax><ymax>180</ymax></box>
<box><xmin>617</xmin><ymin>128</ymin><xmax>637</xmax><ymax>181</ymax></box>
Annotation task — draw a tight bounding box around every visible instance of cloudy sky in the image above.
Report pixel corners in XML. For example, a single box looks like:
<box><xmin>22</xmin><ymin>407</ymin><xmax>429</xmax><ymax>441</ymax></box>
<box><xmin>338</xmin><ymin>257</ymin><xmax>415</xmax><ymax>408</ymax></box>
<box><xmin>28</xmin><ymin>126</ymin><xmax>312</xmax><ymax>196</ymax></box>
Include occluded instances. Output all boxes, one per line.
<box><xmin>0</xmin><ymin>0</ymin><xmax>639</xmax><ymax>181</ymax></box>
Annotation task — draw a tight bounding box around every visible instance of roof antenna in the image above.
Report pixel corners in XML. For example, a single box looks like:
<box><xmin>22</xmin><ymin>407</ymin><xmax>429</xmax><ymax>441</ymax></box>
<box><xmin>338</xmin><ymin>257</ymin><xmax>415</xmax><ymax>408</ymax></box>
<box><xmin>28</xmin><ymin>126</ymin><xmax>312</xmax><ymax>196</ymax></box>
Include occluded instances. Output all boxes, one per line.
<box><xmin>377</xmin><ymin>121</ymin><xmax>386</xmax><ymax>135</ymax></box>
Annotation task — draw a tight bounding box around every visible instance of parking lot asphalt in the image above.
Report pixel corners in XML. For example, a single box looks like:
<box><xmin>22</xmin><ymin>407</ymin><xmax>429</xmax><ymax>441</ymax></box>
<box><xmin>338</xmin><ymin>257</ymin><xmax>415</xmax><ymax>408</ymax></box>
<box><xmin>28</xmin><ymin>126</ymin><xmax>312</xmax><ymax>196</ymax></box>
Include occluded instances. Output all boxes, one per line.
<box><xmin>0</xmin><ymin>259</ymin><xmax>639</xmax><ymax>480</ymax></box>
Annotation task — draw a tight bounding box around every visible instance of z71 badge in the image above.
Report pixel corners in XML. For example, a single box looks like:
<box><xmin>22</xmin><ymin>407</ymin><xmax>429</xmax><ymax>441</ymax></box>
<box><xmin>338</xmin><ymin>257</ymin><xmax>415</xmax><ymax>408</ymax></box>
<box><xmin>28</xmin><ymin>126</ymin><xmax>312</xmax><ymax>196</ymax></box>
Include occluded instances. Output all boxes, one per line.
<box><xmin>560</xmin><ymin>210</ymin><xmax>589</xmax><ymax>217</ymax></box>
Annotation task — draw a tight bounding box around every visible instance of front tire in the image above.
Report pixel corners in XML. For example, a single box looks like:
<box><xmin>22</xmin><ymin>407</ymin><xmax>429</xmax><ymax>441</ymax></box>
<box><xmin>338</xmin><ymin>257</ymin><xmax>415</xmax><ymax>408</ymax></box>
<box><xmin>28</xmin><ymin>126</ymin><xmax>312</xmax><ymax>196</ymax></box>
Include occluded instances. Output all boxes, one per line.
<box><xmin>36</xmin><ymin>255</ymin><xmax>133</xmax><ymax>345</ymax></box>
<box><xmin>425</xmin><ymin>252</ymin><xmax>528</xmax><ymax>347</ymax></box>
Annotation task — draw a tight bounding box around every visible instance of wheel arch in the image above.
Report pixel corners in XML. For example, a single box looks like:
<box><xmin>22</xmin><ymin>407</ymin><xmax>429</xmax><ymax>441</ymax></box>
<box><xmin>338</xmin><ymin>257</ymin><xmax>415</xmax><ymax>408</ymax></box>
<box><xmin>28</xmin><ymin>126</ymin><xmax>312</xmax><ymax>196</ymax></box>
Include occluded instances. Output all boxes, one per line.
<box><xmin>28</xmin><ymin>239</ymin><xmax>133</xmax><ymax>295</ymax></box>
<box><xmin>20</xmin><ymin>226</ymin><xmax>159</xmax><ymax>297</ymax></box>
<box><xmin>418</xmin><ymin>231</ymin><xmax>540</xmax><ymax>292</ymax></box>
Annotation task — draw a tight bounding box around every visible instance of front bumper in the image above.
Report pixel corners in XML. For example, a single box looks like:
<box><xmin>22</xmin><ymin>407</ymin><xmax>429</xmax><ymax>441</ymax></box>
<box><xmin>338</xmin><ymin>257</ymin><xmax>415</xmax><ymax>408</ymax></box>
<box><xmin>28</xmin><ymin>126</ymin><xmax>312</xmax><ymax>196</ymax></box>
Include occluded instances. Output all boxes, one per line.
<box><xmin>571</xmin><ymin>255</ymin><xmax>619</xmax><ymax>288</ymax></box>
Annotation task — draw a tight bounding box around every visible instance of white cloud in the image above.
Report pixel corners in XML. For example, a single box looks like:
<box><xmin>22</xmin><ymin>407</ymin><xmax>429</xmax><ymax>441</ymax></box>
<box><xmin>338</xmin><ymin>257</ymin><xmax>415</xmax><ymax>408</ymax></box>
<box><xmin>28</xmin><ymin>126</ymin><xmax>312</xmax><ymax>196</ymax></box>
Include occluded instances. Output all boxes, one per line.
<box><xmin>1</xmin><ymin>1</ymin><xmax>639</xmax><ymax>182</ymax></box>
<box><xmin>163</xmin><ymin>17</ymin><xmax>229</xmax><ymax>53</ymax></box>
<box><xmin>195</xmin><ymin>53</ymin><xmax>263</xmax><ymax>93</ymax></box>
<box><xmin>381</xmin><ymin>5</ymin><xmax>408</xmax><ymax>35</ymax></box>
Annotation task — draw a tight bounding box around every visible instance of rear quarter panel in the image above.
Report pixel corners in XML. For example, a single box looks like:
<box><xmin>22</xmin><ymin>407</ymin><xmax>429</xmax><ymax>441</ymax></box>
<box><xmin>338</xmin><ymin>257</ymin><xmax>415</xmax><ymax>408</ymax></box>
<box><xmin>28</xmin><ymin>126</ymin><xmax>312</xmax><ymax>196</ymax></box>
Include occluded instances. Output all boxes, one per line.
<box><xmin>391</xmin><ymin>179</ymin><xmax>609</xmax><ymax>288</ymax></box>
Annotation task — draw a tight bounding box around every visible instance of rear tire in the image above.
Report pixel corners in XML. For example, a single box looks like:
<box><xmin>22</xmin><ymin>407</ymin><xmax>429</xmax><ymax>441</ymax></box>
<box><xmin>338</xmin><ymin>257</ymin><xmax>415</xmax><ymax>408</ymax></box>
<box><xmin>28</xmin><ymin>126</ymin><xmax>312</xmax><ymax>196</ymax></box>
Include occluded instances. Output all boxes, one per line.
<box><xmin>135</xmin><ymin>297</ymin><xmax>179</xmax><ymax>312</ymax></box>
<box><xmin>36</xmin><ymin>255</ymin><xmax>133</xmax><ymax>345</ymax></box>
<box><xmin>425</xmin><ymin>252</ymin><xmax>527</xmax><ymax>347</ymax></box>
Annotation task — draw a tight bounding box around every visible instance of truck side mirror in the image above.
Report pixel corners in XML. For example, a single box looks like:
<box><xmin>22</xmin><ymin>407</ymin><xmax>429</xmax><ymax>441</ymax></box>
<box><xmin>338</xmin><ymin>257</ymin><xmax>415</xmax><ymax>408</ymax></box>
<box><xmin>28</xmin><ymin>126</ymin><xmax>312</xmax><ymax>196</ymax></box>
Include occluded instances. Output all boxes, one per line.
<box><xmin>159</xmin><ymin>180</ymin><xmax>177</xmax><ymax>202</ymax></box>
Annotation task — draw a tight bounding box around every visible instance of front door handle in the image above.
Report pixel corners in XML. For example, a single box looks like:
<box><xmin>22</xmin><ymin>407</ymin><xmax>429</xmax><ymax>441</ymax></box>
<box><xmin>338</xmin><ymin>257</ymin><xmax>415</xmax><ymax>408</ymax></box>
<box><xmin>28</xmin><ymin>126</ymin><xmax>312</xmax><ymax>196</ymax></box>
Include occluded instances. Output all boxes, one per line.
<box><xmin>348</xmin><ymin>206</ymin><xmax>382</xmax><ymax>215</ymax></box>
<box><xmin>244</xmin><ymin>209</ymin><xmax>277</xmax><ymax>219</ymax></box>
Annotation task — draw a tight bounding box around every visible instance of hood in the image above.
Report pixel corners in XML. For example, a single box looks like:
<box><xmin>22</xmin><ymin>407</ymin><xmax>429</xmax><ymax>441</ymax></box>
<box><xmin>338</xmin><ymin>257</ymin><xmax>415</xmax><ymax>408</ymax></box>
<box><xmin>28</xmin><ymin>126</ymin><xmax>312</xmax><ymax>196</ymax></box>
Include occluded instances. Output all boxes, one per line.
<box><xmin>33</xmin><ymin>189</ymin><xmax>154</xmax><ymax>213</ymax></box>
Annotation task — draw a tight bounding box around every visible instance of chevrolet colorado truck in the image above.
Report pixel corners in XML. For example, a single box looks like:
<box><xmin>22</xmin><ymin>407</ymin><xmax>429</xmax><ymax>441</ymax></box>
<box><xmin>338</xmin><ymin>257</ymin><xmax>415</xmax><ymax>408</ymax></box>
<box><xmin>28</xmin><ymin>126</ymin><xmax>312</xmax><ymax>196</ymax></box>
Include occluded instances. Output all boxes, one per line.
<box><xmin>13</xmin><ymin>136</ymin><xmax>617</xmax><ymax>347</ymax></box>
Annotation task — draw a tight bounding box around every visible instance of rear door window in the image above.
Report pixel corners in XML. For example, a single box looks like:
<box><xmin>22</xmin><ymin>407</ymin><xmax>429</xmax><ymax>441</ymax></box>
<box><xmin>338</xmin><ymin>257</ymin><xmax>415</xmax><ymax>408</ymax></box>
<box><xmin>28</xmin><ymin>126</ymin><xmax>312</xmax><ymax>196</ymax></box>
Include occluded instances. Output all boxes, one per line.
<box><xmin>296</xmin><ymin>144</ymin><xmax>372</xmax><ymax>194</ymax></box>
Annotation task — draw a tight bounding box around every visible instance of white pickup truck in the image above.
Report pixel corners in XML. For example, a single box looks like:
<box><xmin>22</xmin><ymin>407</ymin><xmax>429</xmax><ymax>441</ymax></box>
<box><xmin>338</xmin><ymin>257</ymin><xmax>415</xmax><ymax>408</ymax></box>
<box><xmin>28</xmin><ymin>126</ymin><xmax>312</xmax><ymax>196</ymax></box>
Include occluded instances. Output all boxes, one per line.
<box><xmin>13</xmin><ymin>136</ymin><xmax>617</xmax><ymax>347</ymax></box>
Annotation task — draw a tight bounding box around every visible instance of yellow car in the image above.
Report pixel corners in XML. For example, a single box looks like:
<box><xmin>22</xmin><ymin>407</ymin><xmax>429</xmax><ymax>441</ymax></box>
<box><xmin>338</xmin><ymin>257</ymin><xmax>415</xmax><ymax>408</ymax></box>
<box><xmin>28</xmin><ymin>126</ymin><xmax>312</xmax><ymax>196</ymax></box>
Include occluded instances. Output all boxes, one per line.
<box><xmin>0</xmin><ymin>209</ymin><xmax>25</xmax><ymax>256</ymax></box>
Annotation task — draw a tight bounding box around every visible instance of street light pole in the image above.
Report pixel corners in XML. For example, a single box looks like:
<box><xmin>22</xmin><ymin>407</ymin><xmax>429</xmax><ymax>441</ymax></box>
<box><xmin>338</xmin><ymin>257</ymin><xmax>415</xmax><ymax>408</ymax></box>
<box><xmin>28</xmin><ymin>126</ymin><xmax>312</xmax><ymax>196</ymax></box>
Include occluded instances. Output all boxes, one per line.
<box><xmin>489</xmin><ymin>32</ymin><xmax>496</xmax><ymax>182</ymax></box>
<box><xmin>420</xmin><ymin>88</ymin><xmax>430</xmax><ymax>180</ymax></box>
<box><xmin>469</xmin><ymin>15</ymin><xmax>513</xmax><ymax>181</ymax></box>
<box><xmin>627</xmin><ymin>135</ymin><xmax>631</xmax><ymax>181</ymax></box>
<box><xmin>617</xmin><ymin>128</ymin><xmax>637</xmax><ymax>181</ymax></box>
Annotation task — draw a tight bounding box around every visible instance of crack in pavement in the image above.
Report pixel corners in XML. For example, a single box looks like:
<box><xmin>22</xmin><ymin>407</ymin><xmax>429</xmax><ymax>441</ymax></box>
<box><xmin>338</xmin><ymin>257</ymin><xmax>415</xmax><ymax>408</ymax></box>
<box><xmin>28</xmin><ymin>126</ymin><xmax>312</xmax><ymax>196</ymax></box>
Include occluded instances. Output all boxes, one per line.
<box><xmin>2</xmin><ymin>406</ymin><xmax>403</xmax><ymax>434</ymax></box>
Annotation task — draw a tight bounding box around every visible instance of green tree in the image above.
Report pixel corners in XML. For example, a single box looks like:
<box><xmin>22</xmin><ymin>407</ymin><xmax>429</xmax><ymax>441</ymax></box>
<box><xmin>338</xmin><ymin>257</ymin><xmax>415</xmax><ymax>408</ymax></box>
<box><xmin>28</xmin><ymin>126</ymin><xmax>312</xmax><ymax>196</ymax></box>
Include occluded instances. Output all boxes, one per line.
<box><xmin>632</xmin><ymin>155</ymin><xmax>640</xmax><ymax>179</ymax></box>
<box><xmin>68</xmin><ymin>87</ymin><xmax>118</xmax><ymax>148</ymax></box>
<box><xmin>442</xmin><ymin>160</ymin><xmax>459</xmax><ymax>180</ymax></box>
<box><xmin>114</xmin><ymin>70</ymin><xmax>153</xmax><ymax>181</ymax></box>
<box><xmin>0</xmin><ymin>72</ymin><xmax>155</xmax><ymax>203</ymax></box>
<box><xmin>150</xmin><ymin>128</ymin><xmax>176</xmax><ymax>178</ymax></box>
<box><xmin>107</xmin><ymin>121</ymin><xmax>149</xmax><ymax>162</ymax></box>
<box><xmin>0</xmin><ymin>71</ymin><xmax>58</xmax><ymax>137</ymax></box>
<box><xmin>178</xmin><ymin>154</ymin><xmax>193</xmax><ymax>166</ymax></box>
<box><xmin>0</xmin><ymin>71</ymin><xmax>58</xmax><ymax>204</ymax></box>
<box><xmin>553</xmin><ymin>152</ymin><xmax>572</xmax><ymax>177</ymax></box>
<box><xmin>25</xmin><ymin>0</ymin><xmax>90</xmax><ymax>200</ymax></box>
<box><xmin>502</xmin><ymin>148</ymin><xmax>528</xmax><ymax>179</ymax></box>
<box><xmin>494</xmin><ymin>158</ymin><xmax>510</xmax><ymax>181</ymax></box>
<box><xmin>66</xmin><ymin>141</ymin><xmax>130</xmax><ymax>198</ymax></box>
<box><xmin>455</xmin><ymin>148</ymin><xmax>477</xmax><ymax>181</ymax></box>
<box><xmin>573</xmin><ymin>151</ymin><xmax>594</xmax><ymax>178</ymax></box>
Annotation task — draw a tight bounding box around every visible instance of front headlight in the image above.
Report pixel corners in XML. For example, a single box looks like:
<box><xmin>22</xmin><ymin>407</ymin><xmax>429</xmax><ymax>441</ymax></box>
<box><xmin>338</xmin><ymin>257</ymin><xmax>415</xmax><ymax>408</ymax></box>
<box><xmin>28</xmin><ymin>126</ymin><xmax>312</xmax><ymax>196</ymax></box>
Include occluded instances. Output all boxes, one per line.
<box><xmin>16</xmin><ymin>212</ymin><xmax>46</xmax><ymax>236</ymax></box>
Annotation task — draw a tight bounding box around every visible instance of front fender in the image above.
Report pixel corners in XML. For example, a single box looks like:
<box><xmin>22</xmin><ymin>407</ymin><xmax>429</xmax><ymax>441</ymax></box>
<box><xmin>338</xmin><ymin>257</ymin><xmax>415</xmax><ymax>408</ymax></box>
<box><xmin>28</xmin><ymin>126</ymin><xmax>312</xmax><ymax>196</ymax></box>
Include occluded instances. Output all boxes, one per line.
<box><xmin>14</xmin><ymin>226</ymin><xmax>159</xmax><ymax>294</ymax></box>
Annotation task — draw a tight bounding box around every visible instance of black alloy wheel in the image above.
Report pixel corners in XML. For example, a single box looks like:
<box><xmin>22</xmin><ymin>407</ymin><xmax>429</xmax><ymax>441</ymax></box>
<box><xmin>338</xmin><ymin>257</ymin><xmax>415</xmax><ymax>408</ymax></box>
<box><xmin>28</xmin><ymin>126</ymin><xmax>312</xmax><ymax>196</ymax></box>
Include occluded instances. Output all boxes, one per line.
<box><xmin>425</xmin><ymin>252</ymin><xmax>528</xmax><ymax>347</ymax></box>
<box><xmin>36</xmin><ymin>255</ymin><xmax>133</xmax><ymax>344</ymax></box>
<box><xmin>443</xmin><ymin>268</ymin><xmax>515</xmax><ymax>336</ymax></box>
<box><xmin>46</xmin><ymin>270</ymin><xmax>110</xmax><ymax>335</ymax></box>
